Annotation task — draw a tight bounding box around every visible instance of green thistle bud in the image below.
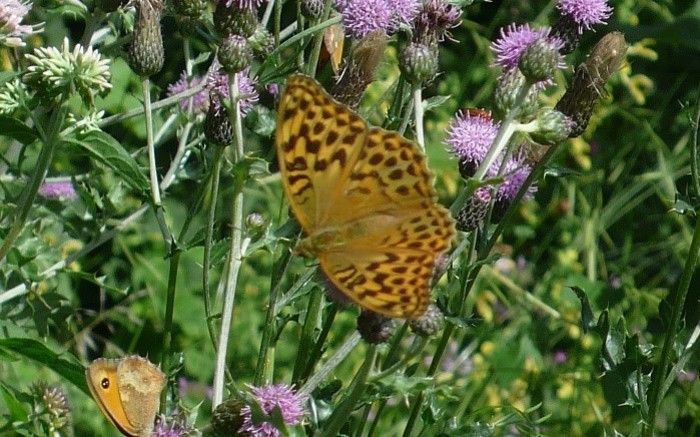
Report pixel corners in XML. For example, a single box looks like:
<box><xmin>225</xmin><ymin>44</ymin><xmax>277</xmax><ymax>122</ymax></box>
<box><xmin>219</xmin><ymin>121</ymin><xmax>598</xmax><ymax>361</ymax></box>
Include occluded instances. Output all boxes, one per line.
<box><xmin>530</xmin><ymin>108</ymin><xmax>571</xmax><ymax>145</ymax></box>
<box><xmin>400</xmin><ymin>42</ymin><xmax>439</xmax><ymax>85</ymax></box>
<box><xmin>357</xmin><ymin>310</ymin><xmax>395</xmax><ymax>344</ymax></box>
<box><xmin>204</xmin><ymin>97</ymin><xmax>233</xmax><ymax>147</ymax></box>
<box><xmin>211</xmin><ymin>398</ymin><xmax>246</xmax><ymax>436</ymax></box>
<box><xmin>518</xmin><ymin>38</ymin><xmax>563</xmax><ymax>84</ymax></box>
<box><xmin>302</xmin><ymin>0</ymin><xmax>324</xmax><ymax>19</ymax></box>
<box><xmin>248</xmin><ymin>26</ymin><xmax>275</xmax><ymax>55</ymax></box>
<box><xmin>128</xmin><ymin>0</ymin><xmax>165</xmax><ymax>77</ymax></box>
<box><xmin>493</xmin><ymin>70</ymin><xmax>540</xmax><ymax>121</ymax></box>
<box><xmin>456</xmin><ymin>187</ymin><xmax>491</xmax><ymax>232</ymax></box>
<box><xmin>331</xmin><ymin>30</ymin><xmax>387</xmax><ymax>109</ymax></box>
<box><xmin>172</xmin><ymin>0</ymin><xmax>207</xmax><ymax>34</ymax></box>
<box><xmin>219</xmin><ymin>35</ymin><xmax>253</xmax><ymax>74</ymax></box>
<box><xmin>555</xmin><ymin>32</ymin><xmax>626</xmax><ymax>137</ymax></box>
<box><xmin>0</xmin><ymin>78</ymin><xmax>27</xmax><ymax>115</ymax></box>
<box><xmin>409</xmin><ymin>304</ymin><xmax>445</xmax><ymax>336</ymax></box>
<box><xmin>214</xmin><ymin>2</ymin><xmax>258</xmax><ymax>38</ymax></box>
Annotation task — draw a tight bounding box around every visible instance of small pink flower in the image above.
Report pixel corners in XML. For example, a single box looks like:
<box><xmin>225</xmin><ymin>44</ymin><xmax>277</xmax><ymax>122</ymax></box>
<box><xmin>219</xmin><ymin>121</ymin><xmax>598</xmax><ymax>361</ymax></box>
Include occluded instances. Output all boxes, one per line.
<box><xmin>239</xmin><ymin>384</ymin><xmax>306</xmax><ymax>436</ymax></box>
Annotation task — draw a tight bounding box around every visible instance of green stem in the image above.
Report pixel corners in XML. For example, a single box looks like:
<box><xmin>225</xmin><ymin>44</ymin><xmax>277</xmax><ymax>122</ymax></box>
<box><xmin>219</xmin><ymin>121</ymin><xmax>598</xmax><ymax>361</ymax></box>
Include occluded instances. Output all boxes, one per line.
<box><xmin>0</xmin><ymin>106</ymin><xmax>66</xmax><ymax>263</ymax></box>
<box><xmin>292</xmin><ymin>287</ymin><xmax>324</xmax><ymax>383</ymax></box>
<box><xmin>211</xmin><ymin>74</ymin><xmax>248</xmax><ymax>408</ymax></box>
<box><xmin>645</xmin><ymin>188</ymin><xmax>700</xmax><ymax>433</ymax></box>
<box><xmin>142</xmin><ymin>78</ymin><xmax>173</xmax><ymax>249</ymax></box>
<box><xmin>690</xmin><ymin>93</ymin><xmax>700</xmax><ymax>198</ymax></box>
<box><xmin>299</xmin><ymin>331</ymin><xmax>362</xmax><ymax>398</ymax></box>
<box><xmin>270</xmin><ymin>16</ymin><xmax>342</xmax><ymax>59</ymax></box>
<box><xmin>160</xmin><ymin>249</ymin><xmax>181</xmax><ymax>410</ymax></box>
<box><xmin>299</xmin><ymin>304</ymin><xmax>338</xmax><ymax>383</ymax></box>
<box><xmin>306</xmin><ymin>0</ymin><xmax>335</xmax><ymax>77</ymax></box>
<box><xmin>202</xmin><ymin>146</ymin><xmax>225</xmax><ymax>349</ymax></box>
<box><xmin>320</xmin><ymin>344</ymin><xmax>377</xmax><ymax>436</ymax></box>
<box><xmin>412</xmin><ymin>86</ymin><xmax>425</xmax><ymax>151</ymax></box>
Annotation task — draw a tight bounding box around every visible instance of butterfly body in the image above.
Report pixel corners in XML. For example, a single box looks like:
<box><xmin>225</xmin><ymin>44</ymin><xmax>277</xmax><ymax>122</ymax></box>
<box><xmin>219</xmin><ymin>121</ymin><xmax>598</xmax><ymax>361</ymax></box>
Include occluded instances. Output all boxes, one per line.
<box><xmin>276</xmin><ymin>75</ymin><xmax>455</xmax><ymax>319</ymax></box>
<box><xmin>85</xmin><ymin>356</ymin><xmax>166</xmax><ymax>437</ymax></box>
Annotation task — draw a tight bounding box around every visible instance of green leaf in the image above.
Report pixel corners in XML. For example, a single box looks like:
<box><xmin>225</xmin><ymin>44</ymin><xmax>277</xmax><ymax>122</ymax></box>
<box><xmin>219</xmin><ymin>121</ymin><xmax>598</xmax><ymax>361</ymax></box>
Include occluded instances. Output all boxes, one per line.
<box><xmin>0</xmin><ymin>115</ymin><xmax>38</xmax><ymax>145</ymax></box>
<box><xmin>61</xmin><ymin>130</ymin><xmax>149</xmax><ymax>195</ymax></box>
<box><xmin>0</xmin><ymin>381</ymin><xmax>28</xmax><ymax>421</ymax></box>
<box><xmin>569</xmin><ymin>286</ymin><xmax>597</xmax><ymax>332</ymax></box>
<box><xmin>0</xmin><ymin>338</ymin><xmax>87</xmax><ymax>394</ymax></box>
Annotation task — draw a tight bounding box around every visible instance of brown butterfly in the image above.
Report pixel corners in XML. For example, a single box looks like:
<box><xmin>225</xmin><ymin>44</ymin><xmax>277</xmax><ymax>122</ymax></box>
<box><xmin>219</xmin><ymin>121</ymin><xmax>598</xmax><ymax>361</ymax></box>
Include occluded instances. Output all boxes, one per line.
<box><xmin>85</xmin><ymin>356</ymin><xmax>166</xmax><ymax>437</ymax></box>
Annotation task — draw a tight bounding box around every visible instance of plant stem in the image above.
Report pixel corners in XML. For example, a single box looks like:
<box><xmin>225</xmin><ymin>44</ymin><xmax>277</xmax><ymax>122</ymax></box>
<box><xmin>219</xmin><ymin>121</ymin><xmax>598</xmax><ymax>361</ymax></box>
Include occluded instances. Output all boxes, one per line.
<box><xmin>202</xmin><ymin>146</ymin><xmax>225</xmax><ymax>349</ymax></box>
<box><xmin>306</xmin><ymin>0</ymin><xmax>335</xmax><ymax>77</ymax></box>
<box><xmin>142</xmin><ymin>78</ymin><xmax>173</xmax><ymax>250</ymax></box>
<box><xmin>472</xmin><ymin>82</ymin><xmax>531</xmax><ymax>181</ymax></box>
<box><xmin>211</xmin><ymin>74</ymin><xmax>248</xmax><ymax>408</ymax></box>
<box><xmin>160</xmin><ymin>248</ymin><xmax>181</xmax><ymax>410</ymax></box>
<box><xmin>0</xmin><ymin>106</ymin><xmax>66</xmax><ymax>264</ymax></box>
<box><xmin>412</xmin><ymin>86</ymin><xmax>425</xmax><ymax>151</ymax></box>
<box><xmin>318</xmin><ymin>343</ymin><xmax>376</xmax><ymax>436</ymax></box>
<box><xmin>292</xmin><ymin>287</ymin><xmax>324</xmax><ymax>382</ymax></box>
<box><xmin>299</xmin><ymin>331</ymin><xmax>361</xmax><ymax>397</ymax></box>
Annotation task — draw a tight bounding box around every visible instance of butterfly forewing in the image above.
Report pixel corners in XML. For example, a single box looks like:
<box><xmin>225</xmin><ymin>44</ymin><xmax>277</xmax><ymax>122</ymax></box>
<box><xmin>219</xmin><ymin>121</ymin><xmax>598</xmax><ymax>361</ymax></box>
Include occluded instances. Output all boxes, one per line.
<box><xmin>276</xmin><ymin>75</ymin><xmax>455</xmax><ymax>319</ymax></box>
<box><xmin>276</xmin><ymin>74</ymin><xmax>367</xmax><ymax>232</ymax></box>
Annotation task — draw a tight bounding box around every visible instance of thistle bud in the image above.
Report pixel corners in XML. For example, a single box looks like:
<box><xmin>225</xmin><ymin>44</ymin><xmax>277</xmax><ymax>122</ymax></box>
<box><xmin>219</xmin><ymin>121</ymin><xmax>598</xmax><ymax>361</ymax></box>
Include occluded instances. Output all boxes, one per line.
<box><xmin>172</xmin><ymin>0</ymin><xmax>207</xmax><ymax>33</ymax></box>
<box><xmin>211</xmin><ymin>398</ymin><xmax>245</xmax><ymax>436</ymax></box>
<box><xmin>530</xmin><ymin>108</ymin><xmax>571</xmax><ymax>145</ymax></box>
<box><xmin>357</xmin><ymin>310</ymin><xmax>395</xmax><ymax>344</ymax></box>
<box><xmin>219</xmin><ymin>35</ymin><xmax>253</xmax><ymax>74</ymax></box>
<box><xmin>204</xmin><ymin>97</ymin><xmax>233</xmax><ymax>147</ymax></box>
<box><xmin>400</xmin><ymin>42</ymin><xmax>439</xmax><ymax>85</ymax></box>
<box><xmin>214</xmin><ymin>2</ymin><xmax>258</xmax><ymax>38</ymax></box>
<box><xmin>128</xmin><ymin>0</ymin><xmax>164</xmax><ymax>77</ymax></box>
<box><xmin>555</xmin><ymin>32</ymin><xmax>626</xmax><ymax>137</ymax></box>
<box><xmin>302</xmin><ymin>0</ymin><xmax>324</xmax><ymax>19</ymax></box>
<box><xmin>246</xmin><ymin>212</ymin><xmax>266</xmax><ymax>235</ymax></box>
<box><xmin>31</xmin><ymin>381</ymin><xmax>73</xmax><ymax>434</ymax></box>
<box><xmin>331</xmin><ymin>31</ymin><xmax>387</xmax><ymax>109</ymax></box>
<box><xmin>456</xmin><ymin>186</ymin><xmax>491</xmax><ymax>232</ymax></box>
<box><xmin>409</xmin><ymin>304</ymin><xmax>445</xmax><ymax>336</ymax></box>
<box><xmin>493</xmin><ymin>70</ymin><xmax>540</xmax><ymax>121</ymax></box>
<box><xmin>248</xmin><ymin>27</ymin><xmax>275</xmax><ymax>55</ymax></box>
<box><xmin>550</xmin><ymin>14</ymin><xmax>580</xmax><ymax>55</ymax></box>
<box><xmin>518</xmin><ymin>38</ymin><xmax>564</xmax><ymax>85</ymax></box>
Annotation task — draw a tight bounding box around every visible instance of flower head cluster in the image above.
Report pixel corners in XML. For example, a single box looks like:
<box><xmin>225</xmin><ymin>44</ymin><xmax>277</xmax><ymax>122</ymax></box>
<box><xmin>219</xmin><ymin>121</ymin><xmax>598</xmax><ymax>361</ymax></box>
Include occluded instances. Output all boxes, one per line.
<box><xmin>336</xmin><ymin>0</ymin><xmax>420</xmax><ymax>39</ymax></box>
<box><xmin>556</xmin><ymin>0</ymin><xmax>612</xmax><ymax>33</ymax></box>
<box><xmin>23</xmin><ymin>38</ymin><xmax>111</xmax><ymax>104</ymax></box>
<box><xmin>446</xmin><ymin>111</ymin><xmax>534</xmax><ymax>203</ymax></box>
<box><xmin>167</xmin><ymin>71</ymin><xmax>209</xmax><ymax>113</ymax></box>
<box><xmin>30</xmin><ymin>381</ymin><xmax>72</xmax><ymax>433</ymax></box>
<box><xmin>0</xmin><ymin>78</ymin><xmax>27</xmax><ymax>115</ymax></box>
<box><xmin>0</xmin><ymin>0</ymin><xmax>43</xmax><ymax>48</ymax></box>
<box><xmin>39</xmin><ymin>181</ymin><xmax>77</xmax><ymax>200</ymax></box>
<box><xmin>65</xmin><ymin>110</ymin><xmax>106</xmax><ymax>135</ymax></box>
<box><xmin>239</xmin><ymin>384</ymin><xmax>306</xmax><ymax>436</ymax></box>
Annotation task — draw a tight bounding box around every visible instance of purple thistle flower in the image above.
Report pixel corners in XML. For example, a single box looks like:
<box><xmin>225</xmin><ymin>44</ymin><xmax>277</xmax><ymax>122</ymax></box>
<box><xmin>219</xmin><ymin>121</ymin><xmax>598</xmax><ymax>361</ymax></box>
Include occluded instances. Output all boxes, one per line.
<box><xmin>445</xmin><ymin>110</ymin><xmax>499</xmax><ymax>169</ymax></box>
<box><xmin>239</xmin><ymin>384</ymin><xmax>306</xmax><ymax>436</ymax></box>
<box><xmin>557</xmin><ymin>0</ymin><xmax>612</xmax><ymax>33</ymax></box>
<box><xmin>491</xmin><ymin>23</ymin><xmax>552</xmax><ymax>71</ymax></box>
<box><xmin>224</xmin><ymin>0</ymin><xmax>264</xmax><ymax>9</ymax></box>
<box><xmin>336</xmin><ymin>0</ymin><xmax>419</xmax><ymax>39</ymax></box>
<box><xmin>0</xmin><ymin>0</ymin><xmax>43</xmax><ymax>48</ymax></box>
<box><xmin>553</xmin><ymin>350</ymin><xmax>567</xmax><ymax>364</ymax></box>
<box><xmin>167</xmin><ymin>71</ymin><xmax>208</xmax><ymax>113</ymax></box>
<box><xmin>207</xmin><ymin>66</ymin><xmax>259</xmax><ymax>114</ymax></box>
<box><xmin>487</xmin><ymin>154</ymin><xmax>535</xmax><ymax>202</ymax></box>
<box><xmin>38</xmin><ymin>181</ymin><xmax>77</xmax><ymax>200</ymax></box>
